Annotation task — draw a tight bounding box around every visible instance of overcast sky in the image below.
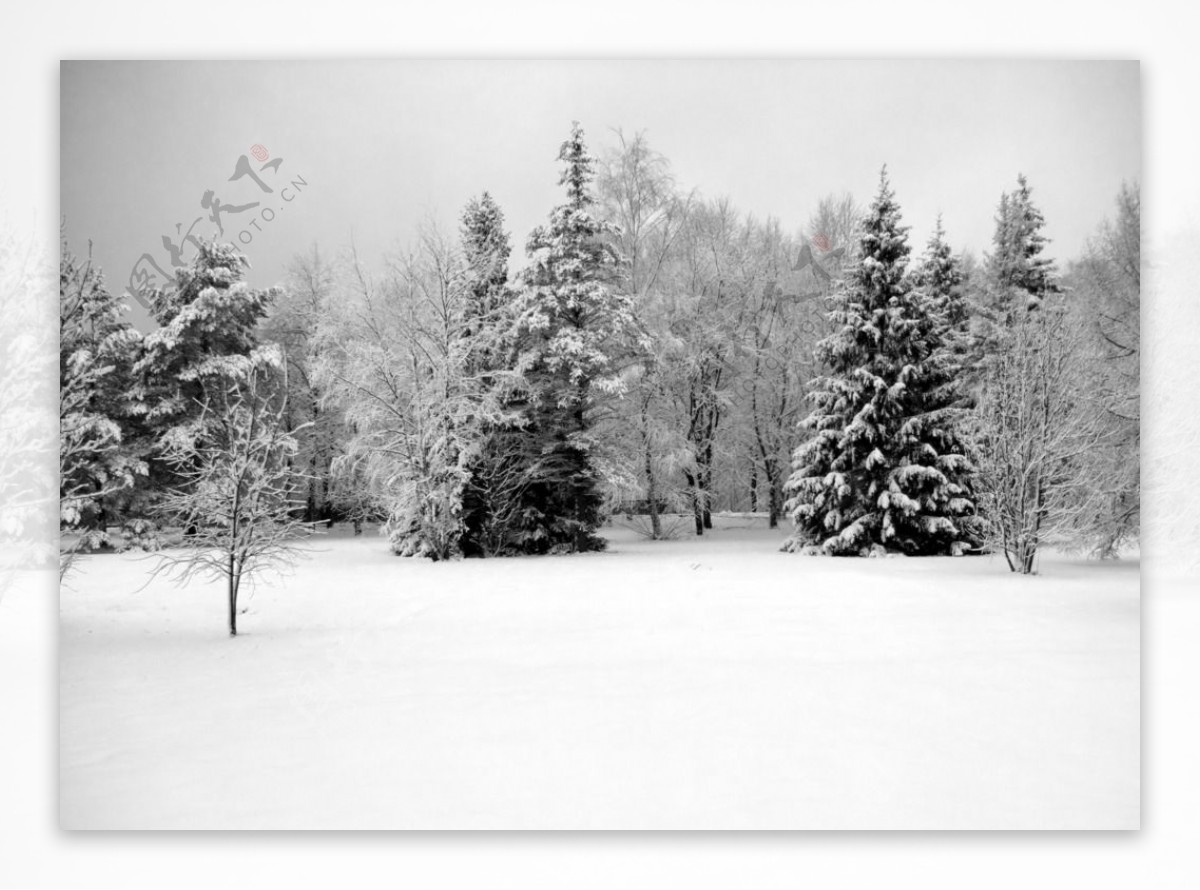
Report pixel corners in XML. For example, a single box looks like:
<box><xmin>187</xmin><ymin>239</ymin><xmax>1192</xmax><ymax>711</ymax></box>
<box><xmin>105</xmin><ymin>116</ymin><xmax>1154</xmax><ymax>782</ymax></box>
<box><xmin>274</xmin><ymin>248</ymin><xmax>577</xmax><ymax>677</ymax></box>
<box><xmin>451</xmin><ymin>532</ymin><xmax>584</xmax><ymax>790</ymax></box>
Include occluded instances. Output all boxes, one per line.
<box><xmin>61</xmin><ymin>60</ymin><xmax>1139</xmax><ymax>327</ymax></box>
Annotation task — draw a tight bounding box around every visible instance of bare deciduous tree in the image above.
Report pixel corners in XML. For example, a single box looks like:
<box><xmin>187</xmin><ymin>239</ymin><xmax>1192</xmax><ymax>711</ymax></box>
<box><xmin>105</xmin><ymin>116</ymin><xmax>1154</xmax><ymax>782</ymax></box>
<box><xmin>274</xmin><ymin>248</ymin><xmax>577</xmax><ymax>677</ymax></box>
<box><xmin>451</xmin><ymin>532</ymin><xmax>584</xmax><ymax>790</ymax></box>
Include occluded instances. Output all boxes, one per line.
<box><xmin>151</xmin><ymin>356</ymin><xmax>310</xmax><ymax>635</ymax></box>
<box><xmin>971</xmin><ymin>305</ymin><xmax>1113</xmax><ymax>573</ymax></box>
<box><xmin>261</xmin><ymin>245</ymin><xmax>346</xmax><ymax>526</ymax></box>
<box><xmin>597</xmin><ymin>129</ymin><xmax>696</xmax><ymax>539</ymax></box>
<box><xmin>1065</xmin><ymin>182</ymin><xmax>1140</xmax><ymax>556</ymax></box>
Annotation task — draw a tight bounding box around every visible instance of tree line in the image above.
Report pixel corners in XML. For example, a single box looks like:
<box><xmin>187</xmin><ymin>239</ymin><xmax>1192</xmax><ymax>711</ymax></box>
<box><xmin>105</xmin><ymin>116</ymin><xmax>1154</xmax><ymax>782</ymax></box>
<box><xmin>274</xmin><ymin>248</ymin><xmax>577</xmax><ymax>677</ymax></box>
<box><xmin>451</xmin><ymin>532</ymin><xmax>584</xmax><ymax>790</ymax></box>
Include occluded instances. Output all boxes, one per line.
<box><xmin>61</xmin><ymin>121</ymin><xmax>1140</xmax><ymax>628</ymax></box>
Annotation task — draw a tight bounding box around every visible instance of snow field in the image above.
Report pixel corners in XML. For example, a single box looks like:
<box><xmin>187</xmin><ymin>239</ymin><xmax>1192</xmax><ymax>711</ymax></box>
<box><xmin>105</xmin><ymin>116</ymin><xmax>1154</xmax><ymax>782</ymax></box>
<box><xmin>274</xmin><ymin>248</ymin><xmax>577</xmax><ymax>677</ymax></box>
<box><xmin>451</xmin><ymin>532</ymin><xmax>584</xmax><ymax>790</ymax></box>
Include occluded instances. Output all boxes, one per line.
<box><xmin>59</xmin><ymin>517</ymin><xmax>1139</xmax><ymax>829</ymax></box>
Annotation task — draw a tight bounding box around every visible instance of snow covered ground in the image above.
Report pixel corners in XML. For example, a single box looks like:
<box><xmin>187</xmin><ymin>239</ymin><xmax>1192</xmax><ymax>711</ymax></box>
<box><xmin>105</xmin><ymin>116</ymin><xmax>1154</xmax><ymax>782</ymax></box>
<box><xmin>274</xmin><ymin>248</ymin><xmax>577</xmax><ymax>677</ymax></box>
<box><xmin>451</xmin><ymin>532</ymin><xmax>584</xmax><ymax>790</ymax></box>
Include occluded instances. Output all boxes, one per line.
<box><xmin>59</xmin><ymin>516</ymin><xmax>1139</xmax><ymax>830</ymax></box>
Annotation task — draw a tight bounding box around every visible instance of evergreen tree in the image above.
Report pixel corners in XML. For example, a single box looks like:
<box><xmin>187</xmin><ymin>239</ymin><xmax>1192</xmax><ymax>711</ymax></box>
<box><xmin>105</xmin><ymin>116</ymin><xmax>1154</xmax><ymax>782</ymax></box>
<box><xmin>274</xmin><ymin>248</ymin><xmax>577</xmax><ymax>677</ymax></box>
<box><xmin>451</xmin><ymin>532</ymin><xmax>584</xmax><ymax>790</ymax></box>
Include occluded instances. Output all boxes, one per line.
<box><xmin>509</xmin><ymin>122</ymin><xmax>644</xmax><ymax>553</ymax></box>
<box><xmin>456</xmin><ymin>192</ymin><xmax>525</xmax><ymax>556</ymax></box>
<box><xmin>983</xmin><ymin>174</ymin><xmax>1061</xmax><ymax>323</ymax></box>
<box><xmin>910</xmin><ymin>217</ymin><xmax>967</xmax><ymax>334</ymax></box>
<box><xmin>782</xmin><ymin>169</ymin><xmax>976</xmax><ymax>556</ymax></box>
<box><xmin>909</xmin><ymin>216</ymin><xmax>972</xmax><ymax>374</ymax></box>
<box><xmin>59</xmin><ymin>236</ymin><xmax>145</xmax><ymax>553</ymax></box>
<box><xmin>131</xmin><ymin>241</ymin><xmax>280</xmax><ymax>481</ymax></box>
<box><xmin>460</xmin><ymin>191</ymin><xmax>514</xmax><ymax>373</ymax></box>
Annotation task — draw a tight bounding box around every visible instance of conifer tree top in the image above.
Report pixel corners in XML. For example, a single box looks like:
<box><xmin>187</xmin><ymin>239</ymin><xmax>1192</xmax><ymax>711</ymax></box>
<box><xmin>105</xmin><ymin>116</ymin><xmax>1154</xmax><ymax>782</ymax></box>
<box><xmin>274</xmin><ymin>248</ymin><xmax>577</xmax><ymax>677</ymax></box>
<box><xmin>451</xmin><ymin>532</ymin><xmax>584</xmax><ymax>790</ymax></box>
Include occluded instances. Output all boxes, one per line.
<box><xmin>915</xmin><ymin>213</ymin><xmax>958</xmax><ymax>284</ymax></box>
<box><xmin>461</xmin><ymin>191</ymin><xmax>512</xmax><ymax>267</ymax></box>
<box><xmin>849</xmin><ymin>167</ymin><xmax>911</xmax><ymax>304</ymax></box>
<box><xmin>558</xmin><ymin>122</ymin><xmax>597</xmax><ymax>210</ymax></box>
<box><xmin>986</xmin><ymin>173</ymin><xmax>1060</xmax><ymax>307</ymax></box>
<box><xmin>929</xmin><ymin>213</ymin><xmax>946</xmax><ymax>246</ymax></box>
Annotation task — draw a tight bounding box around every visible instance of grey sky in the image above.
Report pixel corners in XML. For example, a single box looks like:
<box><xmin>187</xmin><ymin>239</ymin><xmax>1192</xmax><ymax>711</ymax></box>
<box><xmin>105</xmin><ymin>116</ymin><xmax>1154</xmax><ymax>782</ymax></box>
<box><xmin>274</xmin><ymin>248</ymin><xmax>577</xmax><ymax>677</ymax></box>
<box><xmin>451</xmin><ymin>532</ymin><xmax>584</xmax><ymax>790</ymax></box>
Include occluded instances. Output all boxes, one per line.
<box><xmin>61</xmin><ymin>60</ymin><xmax>1139</xmax><ymax>327</ymax></box>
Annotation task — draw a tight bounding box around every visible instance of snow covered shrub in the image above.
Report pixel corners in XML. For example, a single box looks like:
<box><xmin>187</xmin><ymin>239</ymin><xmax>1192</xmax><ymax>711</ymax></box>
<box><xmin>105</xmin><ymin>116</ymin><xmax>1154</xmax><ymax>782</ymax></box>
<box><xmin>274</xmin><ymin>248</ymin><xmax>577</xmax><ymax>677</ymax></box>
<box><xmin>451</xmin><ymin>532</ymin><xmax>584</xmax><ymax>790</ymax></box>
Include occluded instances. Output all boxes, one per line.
<box><xmin>72</xmin><ymin>528</ymin><xmax>114</xmax><ymax>553</ymax></box>
<box><xmin>117</xmin><ymin>517</ymin><xmax>161</xmax><ymax>552</ymax></box>
<box><xmin>383</xmin><ymin>449</ymin><xmax>471</xmax><ymax>561</ymax></box>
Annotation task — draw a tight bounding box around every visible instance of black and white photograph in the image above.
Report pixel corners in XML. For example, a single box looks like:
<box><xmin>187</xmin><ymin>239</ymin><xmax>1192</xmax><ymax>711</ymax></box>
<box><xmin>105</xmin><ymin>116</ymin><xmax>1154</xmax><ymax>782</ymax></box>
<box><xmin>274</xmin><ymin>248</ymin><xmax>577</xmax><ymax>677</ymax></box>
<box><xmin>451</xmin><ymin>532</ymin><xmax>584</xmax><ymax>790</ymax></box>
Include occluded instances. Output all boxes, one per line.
<box><xmin>53</xmin><ymin>59</ymin><xmax>1140</xmax><ymax>830</ymax></box>
<box><xmin>3</xmin><ymin>5</ymin><xmax>1200</xmax><ymax>886</ymax></box>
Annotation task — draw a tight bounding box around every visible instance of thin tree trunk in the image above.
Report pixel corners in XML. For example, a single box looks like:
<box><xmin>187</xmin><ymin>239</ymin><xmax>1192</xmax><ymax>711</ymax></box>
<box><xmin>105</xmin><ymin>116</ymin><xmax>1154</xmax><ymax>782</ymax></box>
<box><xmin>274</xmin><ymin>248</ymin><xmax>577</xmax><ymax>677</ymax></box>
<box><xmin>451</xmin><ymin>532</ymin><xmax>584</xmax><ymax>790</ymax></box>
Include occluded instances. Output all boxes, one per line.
<box><xmin>1024</xmin><ymin>481</ymin><xmax>1045</xmax><ymax>575</ymax></box>
<box><xmin>1003</xmin><ymin>538</ymin><xmax>1017</xmax><ymax>573</ymax></box>
<box><xmin>701</xmin><ymin>462</ymin><xmax>714</xmax><ymax>530</ymax></box>
<box><xmin>228</xmin><ymin>559</ymin><xmax>238</xmax><ymax>636</ymax></box>
<box><xmin>309</xmin><ymin>396</ymin><xmax>322</xmax><ymax>524</ymax></box>
<box><xmin>644</xmin><ymin>440</ymin><xmax>662</xmax><ymax>540</ymax></box>
<box><xmin>229</xmin><ymin>480</ymin><xmax>241</xmax><ymax>634</ymax></box>
<box><xmin>684</xmin><ymin>469</ymin><xmax>703</xmax><ymax>536</ymax></box>
<box><xmin>766</xmin><ymin>466</ymin><xmax>780</xmax><ymax>529</ymax></box>
<box><xmin>638</xmin><ymin>395</ymin><xmax>663</xmax><ymax>540</ymax></box>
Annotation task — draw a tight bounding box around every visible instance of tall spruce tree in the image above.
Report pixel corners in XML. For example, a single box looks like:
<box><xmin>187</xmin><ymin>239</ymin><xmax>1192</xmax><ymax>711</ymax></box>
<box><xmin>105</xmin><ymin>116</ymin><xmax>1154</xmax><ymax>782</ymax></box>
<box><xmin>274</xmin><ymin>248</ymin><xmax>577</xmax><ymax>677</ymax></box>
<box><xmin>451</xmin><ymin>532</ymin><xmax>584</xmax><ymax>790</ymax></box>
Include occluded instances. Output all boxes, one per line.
<box><xmin>983</xmin><ymin>174</ymin><xmax>1062</xmax><ymax>322</ymax></box>
<box><xmin>459</xmin><ymin>191</ymin><xmax>514</xmax><ymax>380</ymax></box>
<box><xmin>509</xmin><ymin>122</ymin><xmax>643</xmax><ymax>553</ymax></box>
<box><xmin>782</xmin><ymin>169</ymin><xmax>976</xmax><ymax>556</ymax></box>
<box><xmin>911</xmin><ymin>217</ymin><xmax>967</xmax><ymax>335</ymax></box>
<box><xmin>909</xmin><ymin>216</ymin><xmax>973</xmax><ymax>374</ymax></box>
<box><xmin>456</xmin><ymin>192</ymin><xmax>522</xmax><ymax>556</ymax></box>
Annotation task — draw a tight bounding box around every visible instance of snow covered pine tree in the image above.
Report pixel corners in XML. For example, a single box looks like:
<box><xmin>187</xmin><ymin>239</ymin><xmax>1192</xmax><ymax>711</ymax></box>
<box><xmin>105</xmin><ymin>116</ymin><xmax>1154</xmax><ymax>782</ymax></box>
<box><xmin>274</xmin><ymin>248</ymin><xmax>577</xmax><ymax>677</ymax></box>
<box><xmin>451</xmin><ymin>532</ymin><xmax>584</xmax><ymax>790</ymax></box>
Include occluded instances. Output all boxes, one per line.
<box><xmin>59</xmin><ymin>236</ymin><xmax>145</xmax><ymax>563</ymax></box>
<box><xmin>909</xmin><ymin>215</ymin><xmax>972</xmax><ymax>373</ymax></box>
<box><xmin>781</xmin><ymin>169</ymin><xmax>977</xmax><ymax>556</ymax></box>
<box><xmin>456</xmin><ymin>192</ymin><xmax>529</xmax><ymax>557</ymax></box>
<box><xmin>509</xmin><ymin>122</ymin><xmax>645</xmax><ymax>554</ymax></box>
<box><xmin>981</xmin><ymin>174</ymin><xmax>1063</xmax><ymax>322</ymax></box>
<box><xmin>131</xmin><ymin>241</ymin><xmax>279</xmax><ymax>490</ymax></box>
